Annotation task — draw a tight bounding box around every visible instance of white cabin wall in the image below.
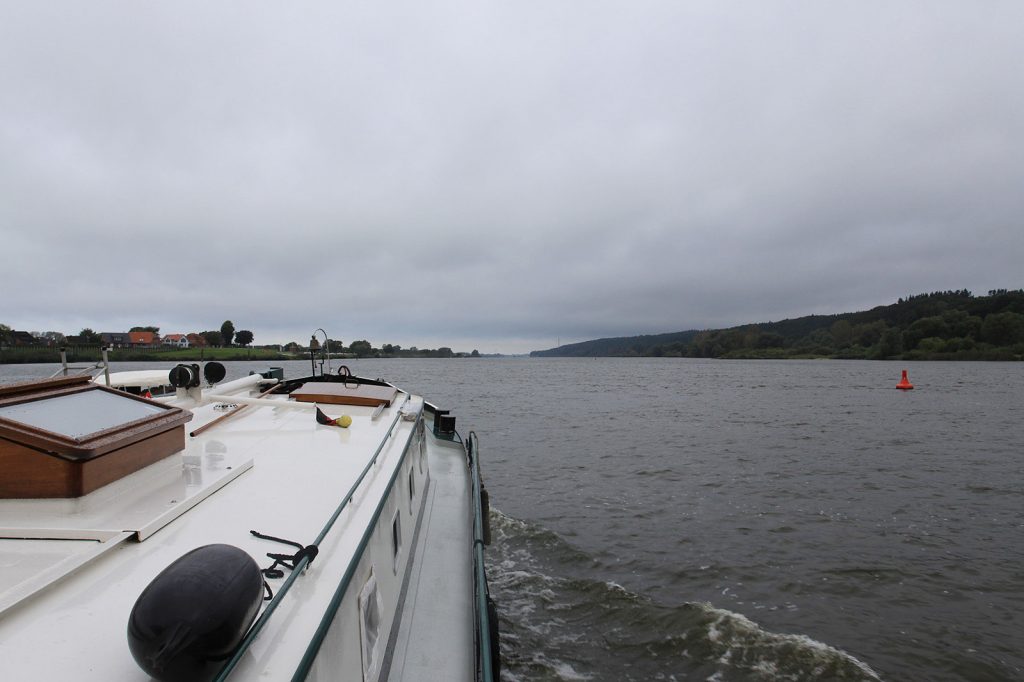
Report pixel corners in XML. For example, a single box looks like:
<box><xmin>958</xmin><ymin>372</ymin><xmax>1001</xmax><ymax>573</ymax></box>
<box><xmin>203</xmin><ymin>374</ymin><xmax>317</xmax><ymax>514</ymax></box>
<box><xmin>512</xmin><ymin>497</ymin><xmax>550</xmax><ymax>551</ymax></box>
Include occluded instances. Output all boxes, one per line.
<box><xmin>308</xmin><ymin>417</ymin><xmax>431</xmax><ymax>682</ymax></box>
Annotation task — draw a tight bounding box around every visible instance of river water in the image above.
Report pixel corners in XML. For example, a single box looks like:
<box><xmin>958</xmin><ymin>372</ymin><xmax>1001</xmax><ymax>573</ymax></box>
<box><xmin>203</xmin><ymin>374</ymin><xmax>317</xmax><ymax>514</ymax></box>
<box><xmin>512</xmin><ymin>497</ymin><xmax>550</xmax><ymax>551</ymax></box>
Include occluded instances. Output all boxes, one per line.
<box><xmin>3</xmin><ymin>358</ymin><xmax>1022</xmax><ymax>681</ymax></box>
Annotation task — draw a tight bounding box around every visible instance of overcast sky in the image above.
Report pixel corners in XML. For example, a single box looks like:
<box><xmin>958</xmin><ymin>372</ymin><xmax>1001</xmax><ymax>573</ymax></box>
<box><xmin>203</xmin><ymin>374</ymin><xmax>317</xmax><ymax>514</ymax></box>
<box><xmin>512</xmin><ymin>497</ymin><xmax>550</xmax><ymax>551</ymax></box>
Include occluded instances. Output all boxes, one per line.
<box><xmin>3</xmin><ymin>2</ymin><xmax>1022</xmax><ymax>354</ymax></box>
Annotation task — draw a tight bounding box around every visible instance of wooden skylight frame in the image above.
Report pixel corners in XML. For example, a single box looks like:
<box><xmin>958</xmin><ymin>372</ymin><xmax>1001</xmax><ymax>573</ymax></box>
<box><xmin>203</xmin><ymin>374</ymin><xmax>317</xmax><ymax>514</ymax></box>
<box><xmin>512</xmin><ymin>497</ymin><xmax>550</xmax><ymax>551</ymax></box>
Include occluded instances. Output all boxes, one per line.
<box><xmin>0</xmin><ymin>376</ymin><xmax>192</xmax><ymax>498</ymax></box>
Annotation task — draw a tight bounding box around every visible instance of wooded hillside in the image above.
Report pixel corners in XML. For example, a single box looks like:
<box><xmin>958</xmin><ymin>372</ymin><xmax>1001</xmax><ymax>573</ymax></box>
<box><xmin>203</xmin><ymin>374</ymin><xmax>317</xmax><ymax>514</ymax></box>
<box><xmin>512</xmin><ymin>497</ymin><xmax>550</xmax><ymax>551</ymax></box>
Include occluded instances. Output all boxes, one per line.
<box><xmin>530</xmin><ymin>290</ymin><xmax>1024</xmax><ymax>360</ymax></box>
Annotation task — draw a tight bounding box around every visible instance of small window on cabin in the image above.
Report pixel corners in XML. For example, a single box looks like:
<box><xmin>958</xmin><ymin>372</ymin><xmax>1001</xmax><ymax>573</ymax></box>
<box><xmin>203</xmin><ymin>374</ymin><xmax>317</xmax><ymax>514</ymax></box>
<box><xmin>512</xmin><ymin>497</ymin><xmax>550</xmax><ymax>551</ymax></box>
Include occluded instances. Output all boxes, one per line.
<box><xmin>408</xmin><ymin>468</ymin><xmax>415</xmax><ymax>514</ymax></box>
<box><xmin>417</xmin><ymin>421</ymin><xmax>426</xmax><ymax>473</ymax></box>
<box><xmin>391</xmin><ymin>511</ymin><xmax>402</xmax><ymax>574</ymax></box>
<box><xmin>358</xmin><ymin>571</ymin><xmax>383</xmax><ymax>681</ymax></box>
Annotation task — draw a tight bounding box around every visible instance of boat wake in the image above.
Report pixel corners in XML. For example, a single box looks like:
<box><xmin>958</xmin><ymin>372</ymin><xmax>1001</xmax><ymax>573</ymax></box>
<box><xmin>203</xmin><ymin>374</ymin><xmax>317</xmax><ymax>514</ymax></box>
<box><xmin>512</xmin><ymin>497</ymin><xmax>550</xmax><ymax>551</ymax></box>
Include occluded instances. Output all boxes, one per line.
<box><xmin>487</xmin><ymin>510</ymin><xmax>881</xmax><ymax>682</ymax></box>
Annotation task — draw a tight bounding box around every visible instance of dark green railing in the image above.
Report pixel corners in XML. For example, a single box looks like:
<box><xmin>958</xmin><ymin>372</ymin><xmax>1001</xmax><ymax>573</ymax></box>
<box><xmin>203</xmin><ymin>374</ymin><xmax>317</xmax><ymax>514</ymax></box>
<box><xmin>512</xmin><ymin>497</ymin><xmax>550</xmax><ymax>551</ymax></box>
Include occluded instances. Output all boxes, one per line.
<box><xmin>213</xmin><ymin>404</ymin><xmax>413</xmax><ymax>682</ymax></box>
<box><xmin>212</xmin><ymin>407</ymin><xmax>497</xmax><ymax>682</ymax></box>
<box><xmin>468</xmin><ymin>431</ymin><xmax>497</xmax><ymax>682</ymax></box>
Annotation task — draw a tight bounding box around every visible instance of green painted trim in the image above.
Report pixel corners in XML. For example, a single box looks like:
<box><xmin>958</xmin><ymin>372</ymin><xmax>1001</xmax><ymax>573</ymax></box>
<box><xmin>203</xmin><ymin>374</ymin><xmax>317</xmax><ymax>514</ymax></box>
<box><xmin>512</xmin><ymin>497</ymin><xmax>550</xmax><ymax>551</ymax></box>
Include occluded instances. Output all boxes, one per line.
<box><xmin>290</xmin><ymin>408</ymin><xmax>422</xmax><ymax>681</ymax></box>
<box><xmin>214</xmin><ymin>404</ymin><xmax>417</xmax><ymax>682</ymax></box>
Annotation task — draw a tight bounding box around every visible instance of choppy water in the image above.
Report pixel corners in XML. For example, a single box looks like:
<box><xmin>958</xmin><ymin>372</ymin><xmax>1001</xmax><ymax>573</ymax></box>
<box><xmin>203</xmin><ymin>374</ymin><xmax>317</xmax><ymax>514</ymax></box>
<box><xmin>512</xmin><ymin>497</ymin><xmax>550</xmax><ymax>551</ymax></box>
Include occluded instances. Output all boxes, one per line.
<box><xmin>4</xmin><ymin>358</ymin><xmax>1022</xmax><ymax>681</ymax></box>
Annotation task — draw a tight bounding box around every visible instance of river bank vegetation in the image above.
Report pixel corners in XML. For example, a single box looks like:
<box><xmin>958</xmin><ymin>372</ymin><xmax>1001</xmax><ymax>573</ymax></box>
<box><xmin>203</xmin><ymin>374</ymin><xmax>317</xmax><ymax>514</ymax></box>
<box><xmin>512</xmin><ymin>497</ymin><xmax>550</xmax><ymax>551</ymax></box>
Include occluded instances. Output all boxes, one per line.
<box><xmin>531</xmin><ymin>290</ymin><xmax>1024</xmax><ymax>360</ymax></box>
<box><xmin>0</xmin><ymin>334</ymin><xmax>480</xmax><ymax>365</ymax></box>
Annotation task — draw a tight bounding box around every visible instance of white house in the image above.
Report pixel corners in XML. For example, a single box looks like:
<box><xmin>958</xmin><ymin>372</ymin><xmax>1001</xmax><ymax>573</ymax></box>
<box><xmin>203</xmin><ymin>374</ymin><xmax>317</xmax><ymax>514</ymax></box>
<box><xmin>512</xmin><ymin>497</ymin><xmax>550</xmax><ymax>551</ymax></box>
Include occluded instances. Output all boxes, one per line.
<box><xmin>162</xmin><ymin>334</ymin><xmax>190</xmax><ymax>348</ymax></box>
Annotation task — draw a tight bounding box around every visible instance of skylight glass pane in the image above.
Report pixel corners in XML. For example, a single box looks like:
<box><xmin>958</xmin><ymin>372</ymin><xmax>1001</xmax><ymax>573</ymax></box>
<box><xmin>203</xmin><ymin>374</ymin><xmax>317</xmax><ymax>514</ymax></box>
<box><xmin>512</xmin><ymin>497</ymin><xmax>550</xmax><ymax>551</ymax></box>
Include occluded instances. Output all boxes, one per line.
<box><xmin>0</xmin><ymin>391</ymin><xmax>165</xmax><ymax>439</ymax></box>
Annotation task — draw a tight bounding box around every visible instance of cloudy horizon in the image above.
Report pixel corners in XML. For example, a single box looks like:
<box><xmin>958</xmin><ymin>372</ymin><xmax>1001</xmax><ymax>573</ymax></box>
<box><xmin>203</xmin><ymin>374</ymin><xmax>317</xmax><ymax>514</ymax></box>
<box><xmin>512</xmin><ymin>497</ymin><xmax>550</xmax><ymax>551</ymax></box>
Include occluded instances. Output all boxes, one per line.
<box><xmin>3</xmin><ymin>2</ymin><xmax>1022</xmax><ymax>355</ymax></box>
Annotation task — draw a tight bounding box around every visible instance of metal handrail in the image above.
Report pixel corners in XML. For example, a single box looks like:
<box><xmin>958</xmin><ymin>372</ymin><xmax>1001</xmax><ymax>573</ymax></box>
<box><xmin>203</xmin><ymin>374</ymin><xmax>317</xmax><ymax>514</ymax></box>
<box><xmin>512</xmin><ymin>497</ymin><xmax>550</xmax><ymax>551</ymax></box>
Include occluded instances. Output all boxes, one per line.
<box><xmin>468</xmin><ymin>431</ymin><xmax>496</xmax><ymax>682</ymax></box>
<box><xmin>290</xmin><ymin>410</ymin><xmax>421</xmax><ymax>680</ymax></box>
<box><xmin>214</xmin><ymin>406</ymin><xmax>495</xmax><ymax>681</ymax></box>
<box><xmin>51</xmin><ymin>347</ymin><xmax>107</xmax><ymax>380</ymax></box>
<box><xmin>214</xmin><ymin>404</ymin><xmax>413</xmax><ymax>682</ymax></box>
<box><xmin>312</xmin><ymin>328</ymin><xmax>331</xmax><ymax>375</ymax></box>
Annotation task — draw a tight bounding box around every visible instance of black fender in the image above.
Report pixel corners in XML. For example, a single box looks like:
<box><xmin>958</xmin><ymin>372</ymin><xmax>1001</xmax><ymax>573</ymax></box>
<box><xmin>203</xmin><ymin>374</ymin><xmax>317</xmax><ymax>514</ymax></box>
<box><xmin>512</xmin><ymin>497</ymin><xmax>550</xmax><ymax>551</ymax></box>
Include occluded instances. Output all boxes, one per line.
<box><xmin>127</xmin><ymin>544</ymin><xmax>263</xmax><ymax>681</ymax></box>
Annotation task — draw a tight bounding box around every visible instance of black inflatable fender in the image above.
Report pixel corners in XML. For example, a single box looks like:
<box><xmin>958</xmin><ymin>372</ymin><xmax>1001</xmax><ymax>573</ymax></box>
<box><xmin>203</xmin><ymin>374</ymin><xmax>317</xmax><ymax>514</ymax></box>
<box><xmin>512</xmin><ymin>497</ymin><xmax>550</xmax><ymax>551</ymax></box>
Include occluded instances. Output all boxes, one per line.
<box><xmin>127</xmin><ymin>544</ymin><xmax>263</xmax><ymax>682</ymax></box>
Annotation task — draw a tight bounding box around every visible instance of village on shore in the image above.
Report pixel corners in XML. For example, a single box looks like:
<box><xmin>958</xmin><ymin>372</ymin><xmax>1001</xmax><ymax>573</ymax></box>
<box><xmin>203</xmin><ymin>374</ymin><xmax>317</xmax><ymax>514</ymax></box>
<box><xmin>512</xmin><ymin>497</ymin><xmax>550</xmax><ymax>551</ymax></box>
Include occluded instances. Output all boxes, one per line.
<box><xmin>0</xmin><ymin>322</ymin><xmax>483</xmax><ymax>363</ymax></box>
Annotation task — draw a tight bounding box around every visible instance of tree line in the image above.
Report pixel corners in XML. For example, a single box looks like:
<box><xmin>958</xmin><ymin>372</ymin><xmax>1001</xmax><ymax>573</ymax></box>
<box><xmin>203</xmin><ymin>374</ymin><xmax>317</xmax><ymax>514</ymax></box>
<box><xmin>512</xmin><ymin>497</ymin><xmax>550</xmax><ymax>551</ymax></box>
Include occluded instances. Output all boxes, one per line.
<box><xmin>0</xmin><ymin>320</ymin><xmax>255</xmax><ymax>348</ymax></box>
<box><xmin>2</xmin><ymin>322</ymin><xmax>479</xmax><ymax>362</ymax></box>
<box><xmin>531</xmin><ymin>290</ymin><xmax>1024</xmax><ymax>360</ymax></box>
<box><xmin>286</xmin><ymin>337</ymin><xmax>479</xmax><ymax>358</ymax></box>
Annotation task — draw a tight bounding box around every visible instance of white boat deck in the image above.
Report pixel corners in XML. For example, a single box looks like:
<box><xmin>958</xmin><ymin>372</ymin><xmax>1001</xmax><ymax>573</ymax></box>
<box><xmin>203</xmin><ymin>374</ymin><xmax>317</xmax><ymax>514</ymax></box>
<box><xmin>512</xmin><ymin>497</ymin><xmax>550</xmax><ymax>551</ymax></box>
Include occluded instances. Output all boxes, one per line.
<box><xmin>0</xmin><ymin>376</ymin><xmax>476</xmax><ymax>681</ymax></box>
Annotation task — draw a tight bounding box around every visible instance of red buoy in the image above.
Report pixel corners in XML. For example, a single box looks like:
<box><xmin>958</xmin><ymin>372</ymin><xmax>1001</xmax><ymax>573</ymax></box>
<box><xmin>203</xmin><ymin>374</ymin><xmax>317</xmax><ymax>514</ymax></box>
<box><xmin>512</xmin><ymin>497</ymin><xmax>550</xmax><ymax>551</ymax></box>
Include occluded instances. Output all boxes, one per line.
<box><xmin>896</xmin><ymin>369</ymin><xmax>914</xmax><ymax>390</ymax></box>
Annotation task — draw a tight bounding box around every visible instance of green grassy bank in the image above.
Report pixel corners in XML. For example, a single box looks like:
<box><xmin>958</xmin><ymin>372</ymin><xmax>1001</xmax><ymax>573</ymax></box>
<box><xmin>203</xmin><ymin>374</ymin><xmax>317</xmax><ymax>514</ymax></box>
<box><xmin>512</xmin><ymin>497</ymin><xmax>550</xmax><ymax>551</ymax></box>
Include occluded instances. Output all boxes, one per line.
<box><xmin>0</xmin><ymin>346</ymin><xmax>297</xmax><ymax>364</ymax></box>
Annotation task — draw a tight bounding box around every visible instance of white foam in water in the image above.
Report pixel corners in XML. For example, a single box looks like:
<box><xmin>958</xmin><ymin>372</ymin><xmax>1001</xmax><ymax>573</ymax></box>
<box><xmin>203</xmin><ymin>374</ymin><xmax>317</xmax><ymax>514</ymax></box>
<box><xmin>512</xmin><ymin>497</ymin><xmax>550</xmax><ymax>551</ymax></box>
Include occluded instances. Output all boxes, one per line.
<box><xmin>549</xmin><ymin>661</ymin><xmax>594</xmax><ymax>681</ymax></box>
<box><xmin>699</xmin><ymin>604</ymin><xmax>882</xmax><ymax>681</ymax></box>
<box><xmin>604</xmin><ymin>581</ymin><xmax>630</xmax><ymax>594</ymax></box>
<box><xmin>501</xmin><ymin>657</ymin><xmax>593</xmax><ymax>682</ymax></box>
<box><xmin>489</xmin><ymin>507</ymin><xmax>884</xmax><ymax>681</ymax></box>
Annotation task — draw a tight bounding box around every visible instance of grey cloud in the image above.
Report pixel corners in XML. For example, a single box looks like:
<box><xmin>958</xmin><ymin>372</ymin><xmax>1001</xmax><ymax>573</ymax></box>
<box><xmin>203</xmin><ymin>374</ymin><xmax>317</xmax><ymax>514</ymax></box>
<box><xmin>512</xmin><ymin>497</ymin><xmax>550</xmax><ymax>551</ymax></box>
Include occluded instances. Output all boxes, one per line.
<box><xmin>2</xmin><ymin>2</ymin><xmax>1023</xmax><ymax>353</ymax></box>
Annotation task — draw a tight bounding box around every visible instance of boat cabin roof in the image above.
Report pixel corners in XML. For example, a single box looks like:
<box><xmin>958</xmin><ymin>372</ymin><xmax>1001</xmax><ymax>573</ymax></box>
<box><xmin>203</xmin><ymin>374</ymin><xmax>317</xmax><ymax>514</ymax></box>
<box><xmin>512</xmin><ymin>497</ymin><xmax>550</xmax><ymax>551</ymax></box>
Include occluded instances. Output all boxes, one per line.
<box><xmin>0</xmin><ymin>373</ymin><xmax>425</xmax><ymax>679</ymax></box>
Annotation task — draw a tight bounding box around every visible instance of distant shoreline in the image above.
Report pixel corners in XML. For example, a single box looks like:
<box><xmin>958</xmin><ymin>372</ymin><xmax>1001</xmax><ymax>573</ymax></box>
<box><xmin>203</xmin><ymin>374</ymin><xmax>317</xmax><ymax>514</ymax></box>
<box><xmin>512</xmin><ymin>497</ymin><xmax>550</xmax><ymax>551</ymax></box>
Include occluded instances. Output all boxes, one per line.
<box><xmin>0</xmin><ymin>347</ymin><xmax>498</xmax><ymax>365</ymax></box>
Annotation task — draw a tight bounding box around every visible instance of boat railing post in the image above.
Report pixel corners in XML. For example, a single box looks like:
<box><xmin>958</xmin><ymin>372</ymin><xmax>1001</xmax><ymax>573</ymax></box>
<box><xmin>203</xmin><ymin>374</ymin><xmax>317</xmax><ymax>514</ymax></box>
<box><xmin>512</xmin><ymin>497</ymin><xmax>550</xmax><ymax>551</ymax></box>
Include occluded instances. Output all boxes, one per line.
<box><xmin>309</xmin><ymin>334</ymin><xmax>320</xmax><ymax>376</ymax></box>
<box><xmin>101</xmin><ymin>345</ymin><xmax>111</xmax><ymax>386</ymax></box>
<box><xmin>314</xmin><ymin>328</ymin><xmax>331</xmax><ymax>376</ymax></box>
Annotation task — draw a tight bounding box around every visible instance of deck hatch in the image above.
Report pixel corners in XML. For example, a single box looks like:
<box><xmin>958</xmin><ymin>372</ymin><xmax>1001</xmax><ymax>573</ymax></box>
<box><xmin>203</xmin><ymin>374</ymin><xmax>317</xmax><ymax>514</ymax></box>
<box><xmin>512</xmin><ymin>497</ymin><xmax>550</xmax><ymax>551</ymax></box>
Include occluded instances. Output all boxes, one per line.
<box><xmin>289</xmin><ymin>382</ymin><xmax>398</xmax><ymax>407</ymax></box>
<box><xmin>0</xmin><ymin>389</ymin><xmax>166</xmax><ymax>439</ymax></box>
<box><xmin>0</xmin><ymin>376</ymin><xmax>192</xmax><ymax>498</ymax></box>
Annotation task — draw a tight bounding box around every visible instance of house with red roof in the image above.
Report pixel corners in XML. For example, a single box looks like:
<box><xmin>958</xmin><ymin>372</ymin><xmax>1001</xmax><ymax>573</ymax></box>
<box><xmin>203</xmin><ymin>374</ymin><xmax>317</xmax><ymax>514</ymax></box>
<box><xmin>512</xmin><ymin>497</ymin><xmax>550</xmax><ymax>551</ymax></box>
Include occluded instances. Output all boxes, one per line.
<box><xmin>129</xmin><ymin>331</ymin><xmax>159</xmax><ymax>348</ymax></box>
<box><xmin>162</xmin><ymin>334</ymin><xmax>190</xmax><ymax>348</ymax></box>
